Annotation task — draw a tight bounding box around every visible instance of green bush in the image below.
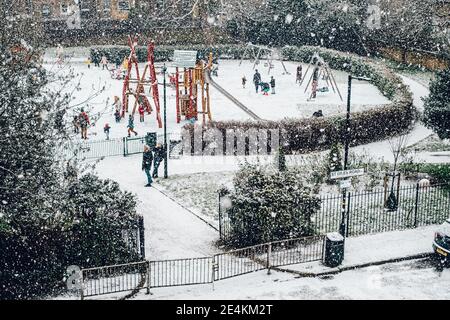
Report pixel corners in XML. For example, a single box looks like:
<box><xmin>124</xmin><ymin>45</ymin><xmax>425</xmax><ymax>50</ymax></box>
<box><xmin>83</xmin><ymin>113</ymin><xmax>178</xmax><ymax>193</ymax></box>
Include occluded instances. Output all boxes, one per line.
<box><xmin>423</xmin><ymin>69</ymin><xmax>450</xmax><ymax>139</ymax></box>
<box><xmin>401</xmin><ymin>163</ymin><xmax>450</xmax><ymax>185</ymax></box>
<box><xmin>226</xmin><ymin>165</ymin><xmax>320</xmax><ymax>248</ymax></box>
<box><xmin>0</xmin><ymin>174</ymin><xmax>141</xmax><ymax>300</ymax></box>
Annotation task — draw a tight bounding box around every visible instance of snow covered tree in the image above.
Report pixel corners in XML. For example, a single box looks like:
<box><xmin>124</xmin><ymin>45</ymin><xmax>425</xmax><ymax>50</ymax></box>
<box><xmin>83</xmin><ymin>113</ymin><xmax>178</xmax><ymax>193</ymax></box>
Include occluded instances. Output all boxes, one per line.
<box><xmin>227</xmin><ymin>164</ymin><xmax>320</xmax><ymax>247</ymax></box>
<box><xmin>0</xmin><ymin>8</ymin><xmax>140</xmax><ymax>299</ymax></box>
<box><xmin>326</xmin><ymin>143</ymin><xmax>343</xmax><ymax>182</ymax></box>
<box><xmin>423</xmin><ymin>69</ymin><xmax>450</xmax><ymax>139</ymax></box>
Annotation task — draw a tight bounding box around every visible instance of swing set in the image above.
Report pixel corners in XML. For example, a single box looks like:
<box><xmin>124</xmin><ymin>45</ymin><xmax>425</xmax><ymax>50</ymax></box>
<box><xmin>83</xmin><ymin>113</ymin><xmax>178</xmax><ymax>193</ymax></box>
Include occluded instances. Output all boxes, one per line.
<box><xmin>300</xmin><ymin>52</ymin><xmax>343</xmax><ymax>101</ymax></box>
<box><xmin>122</xmin><ymin>35</ymin><xmax>162</xmax><ymax>128</ymax></box>
<box><xmin>239</xmin><ymin>43</ymin><xmax>291</xmax><ymax>75</ymax></box>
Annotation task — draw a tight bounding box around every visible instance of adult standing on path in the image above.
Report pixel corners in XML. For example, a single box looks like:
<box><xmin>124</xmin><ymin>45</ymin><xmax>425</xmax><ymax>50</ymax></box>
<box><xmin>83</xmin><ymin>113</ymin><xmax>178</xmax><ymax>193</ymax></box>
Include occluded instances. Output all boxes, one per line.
<box><xmin>152</xmin><ymin>143</ymin><xmax>165</xmax><ymax>178</ymax></box>
<box><xmin>253</xmin><ymin>69</ymin><xmax>261</xmax><ymax>93</ymax></box>
<box><xmin>142</xmin><ymin>145</ymin><xmax>153</xmax><ymax>187</ymax></box>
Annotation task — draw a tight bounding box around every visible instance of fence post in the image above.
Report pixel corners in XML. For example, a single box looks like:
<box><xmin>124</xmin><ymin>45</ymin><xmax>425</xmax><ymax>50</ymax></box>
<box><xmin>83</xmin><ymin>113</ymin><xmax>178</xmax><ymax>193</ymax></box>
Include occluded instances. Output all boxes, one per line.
<box><xmin>345</xmin><ymin>192</ymin><xmax>351</xmax><ymax>238</ymax></box>
<box><xmin>266</xmin><ymin>243</ymin><xmax>272</xmax><ymax>275</ymax></box>
<box><xmin>138</xmin><ymin>216</ymin><xmax>145</xmax><ymax>259</ymax></box>
<box><xmin>123</xmin><ymin>137</ymin><xmax>127</xmax><ymax>157</ymax></box>
<box><xmin>146</xmin><ymin>261</ymin><xmax>151</xmax><ymax>295</ymax></box>
<box><xmin>218</xmin><ymin>192</ymin><xmax>222</xmax><ymax>240</ymax></box>
<box><xmin>414</xmin><ymin>182</ymin><xmax>420</xmax><ymax>228</ymax></box>
<box><xmin>79</xmin><ymin>270</ymin><xmax>84</xmax><ymax>300</ymax></box>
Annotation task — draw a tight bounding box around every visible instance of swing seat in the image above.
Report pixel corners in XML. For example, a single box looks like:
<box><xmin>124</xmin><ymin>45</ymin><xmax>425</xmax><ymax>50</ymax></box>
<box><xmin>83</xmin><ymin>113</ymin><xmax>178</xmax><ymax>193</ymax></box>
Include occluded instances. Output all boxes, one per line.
<box><xmin>317</xmin><ymin>87</ymin><xmax>329</xmax><ymax>93</ymax></box>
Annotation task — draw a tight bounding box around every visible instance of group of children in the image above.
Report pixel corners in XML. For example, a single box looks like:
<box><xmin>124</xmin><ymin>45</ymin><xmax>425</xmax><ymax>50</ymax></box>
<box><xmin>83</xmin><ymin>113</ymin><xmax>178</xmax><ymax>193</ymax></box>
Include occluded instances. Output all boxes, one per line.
<box><xmin>72</xmin><ymin>94</ymin><xmax>144</xmax><ymax>140</ymax></box>
<box><xmin>240</xmin><ymin>64</ymin><xmax>304</xmax><ymax>97</ymax></box>
<box><xmin>241</xmin><ymin>70</ymin><xmax>276</xmax><ymax>96</ymax></box>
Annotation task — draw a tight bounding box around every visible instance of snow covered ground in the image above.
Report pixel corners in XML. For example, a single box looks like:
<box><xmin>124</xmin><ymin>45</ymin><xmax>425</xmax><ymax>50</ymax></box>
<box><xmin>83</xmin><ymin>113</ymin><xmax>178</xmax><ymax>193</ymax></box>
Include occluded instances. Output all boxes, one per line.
<box><xmin>43</xmin><ymin>49</ymin><xmax>391</xmax><ymax>142</ymax></box>
<box><xmin>215</xmin><ymin>59</ymin><xmax>391</xmax><ymax>120</ymax></box>
<box><xmin>132</xmin><ymin>258</ymin><xmax>449</xmax><ymax>300</ymax></box>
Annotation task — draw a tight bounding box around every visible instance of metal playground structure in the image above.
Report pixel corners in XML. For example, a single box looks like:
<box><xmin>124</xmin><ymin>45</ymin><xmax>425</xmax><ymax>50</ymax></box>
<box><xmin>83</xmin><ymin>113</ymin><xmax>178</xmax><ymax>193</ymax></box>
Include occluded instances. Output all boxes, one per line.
<box><xmin>239</xmin><ymin>43</ymin><xmax>291</xmax><ymax>75</ymax></box>
<box><xmin>122</xmin><ymin>35</ymin><xmax>162</xmax><ymax>128</ymax></box>
<box><xmin>300</xmin><ymin>52</ymin><xmax>343</xmax><ymax>101</ymax></box>
<box><xmin>173</xmin><ymin>50</ymin><xmax>213</xmax><ymax>124</ymax></box>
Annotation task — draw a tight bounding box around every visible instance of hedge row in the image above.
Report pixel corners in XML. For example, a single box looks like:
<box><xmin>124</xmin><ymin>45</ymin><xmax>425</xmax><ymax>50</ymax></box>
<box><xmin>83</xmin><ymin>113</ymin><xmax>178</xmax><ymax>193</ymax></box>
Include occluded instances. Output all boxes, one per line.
<box><xmin>90</xmin><ymin>44</ymin><xmax>248</xmax><ymax>65</ymax></box>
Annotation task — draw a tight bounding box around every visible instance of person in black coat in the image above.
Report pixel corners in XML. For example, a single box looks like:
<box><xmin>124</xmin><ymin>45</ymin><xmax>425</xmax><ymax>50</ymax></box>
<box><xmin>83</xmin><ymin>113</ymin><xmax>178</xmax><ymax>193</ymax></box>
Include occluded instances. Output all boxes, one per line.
<box><xmin>253</xmin><ymin>69</ymin><xmax>261</xmax><ymax>93</ymax></box>
<box><xmin>142</xmin><ymin>145</ymin><xmax>153</xmax><ymax>187</ymax></box>
<box><xmin>152</xmin><ymin>143</ymin><xmax>165</xmax><ymax>178</ymax></box>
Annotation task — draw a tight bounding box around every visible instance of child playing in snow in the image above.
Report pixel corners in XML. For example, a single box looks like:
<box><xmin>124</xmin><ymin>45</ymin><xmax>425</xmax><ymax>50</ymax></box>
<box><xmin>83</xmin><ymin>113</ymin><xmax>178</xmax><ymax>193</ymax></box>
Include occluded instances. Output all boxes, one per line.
<box><xmin>127</xmin><ymin>115</ymin><xmax>138</xmax><ymax>137</ymax></box>
<box><xmin>260</xmin><ymin>82</ymin><xmax>270</xmax><ymax>96</ymax></box>
<box><xmin>101</xmin><ymin>55</ymin><xmax>108</xmax><ymax>70</ymax></box>
<box><xmin>103</xmin><ymin>123</ymin><xmax>111</xmax><ymax>140</ymax></box>
<box><xmin>242</xmin><ymin>76</ymin><xmax>247</xmax><ymax>88</ymax></box>
<box><xmin>270</xmin><ymin>76</ymin><xmax>276</xmax><ymax>94</ymax></box>
<box><xmin>114</xmin><ymin>109</ymin><xmax>121</xmax><ymax>123</ymax></box>
<box><xmin>86</xmin><ymin>57</ymin><xmax>91</xmax><ymax>69</ymax></box>
<box><xmin>138</xmin><ymin>104</ymin><xmax>145</xmax><ymax>123</ymax></box>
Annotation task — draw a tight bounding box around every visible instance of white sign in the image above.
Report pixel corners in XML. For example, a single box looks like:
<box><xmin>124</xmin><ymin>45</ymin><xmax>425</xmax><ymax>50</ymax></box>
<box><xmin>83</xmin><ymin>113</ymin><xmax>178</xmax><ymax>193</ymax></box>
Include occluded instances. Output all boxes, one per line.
<box><xmin>339</xmin><ymin>179</ymin><xmax>352</xmax><ymax>189</ymax></box>
<box><xmin>330</xmin><ymin>168</ymin><xmax>364</xmax><ymax>180</ymax></box>
<box><xmin>173</xmin><ymin>50</ymin><xmax>198</xmax><ymax>68</ymax></box>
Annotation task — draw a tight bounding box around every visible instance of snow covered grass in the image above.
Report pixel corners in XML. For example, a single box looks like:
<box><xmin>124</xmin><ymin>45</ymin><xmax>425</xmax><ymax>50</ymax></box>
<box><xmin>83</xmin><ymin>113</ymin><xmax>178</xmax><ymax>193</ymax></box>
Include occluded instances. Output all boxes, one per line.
<box><xmin>407</xmin><ymin>134</ymin><xmax>450</xmax><ymax>152</ymax></box>
<box><xmin>156</xmin><ymin>171</ymin><xmax>235</xmax><ymax>228</ymax></box>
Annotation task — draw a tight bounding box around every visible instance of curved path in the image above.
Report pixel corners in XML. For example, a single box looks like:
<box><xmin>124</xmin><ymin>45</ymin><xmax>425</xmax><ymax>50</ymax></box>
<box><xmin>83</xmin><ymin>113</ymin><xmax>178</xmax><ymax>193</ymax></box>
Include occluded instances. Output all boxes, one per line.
<box><xmin>205</xmin><ymin>70</ymin><xmax>262</xmax><ymax>120</ymax></box>
<box><xmin>351</xmin><ymin>74</ymin><xmax>433</xmax><ymax>162</ymax></box>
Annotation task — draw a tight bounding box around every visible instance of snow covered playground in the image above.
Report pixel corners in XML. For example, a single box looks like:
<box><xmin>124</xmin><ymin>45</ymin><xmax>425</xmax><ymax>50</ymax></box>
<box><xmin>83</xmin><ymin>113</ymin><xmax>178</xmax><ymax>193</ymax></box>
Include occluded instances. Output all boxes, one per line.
<box><xmin>44</xmin><ymin>44</ymin><xmax>391</xmax><ymax>141</ymax></box>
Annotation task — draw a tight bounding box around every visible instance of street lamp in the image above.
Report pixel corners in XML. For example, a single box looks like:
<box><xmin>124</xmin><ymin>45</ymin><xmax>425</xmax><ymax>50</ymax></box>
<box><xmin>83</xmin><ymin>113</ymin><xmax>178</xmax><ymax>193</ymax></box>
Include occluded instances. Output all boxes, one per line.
<box><xmin>162</xmin><ymin>63</ymin><xmax>168</xmax><ymax>179</ymax></box>
<box><xmin>339</xmin><ymin>75</ymin><xmax>372</xmax><ymax>237</ymax></box>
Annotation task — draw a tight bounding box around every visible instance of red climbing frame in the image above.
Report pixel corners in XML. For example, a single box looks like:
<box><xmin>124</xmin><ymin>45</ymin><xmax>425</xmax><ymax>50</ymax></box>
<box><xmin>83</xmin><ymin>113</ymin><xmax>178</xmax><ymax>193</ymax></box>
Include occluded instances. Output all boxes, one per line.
<box><xmin>147</xmin><ymin>41</ymin><xmax>162</xmax><ymax>128</ymax></box>
<box><xmin>122</xmin><ymin>35</ymin><xmax>162</xmax><ymax>128</ymax></box>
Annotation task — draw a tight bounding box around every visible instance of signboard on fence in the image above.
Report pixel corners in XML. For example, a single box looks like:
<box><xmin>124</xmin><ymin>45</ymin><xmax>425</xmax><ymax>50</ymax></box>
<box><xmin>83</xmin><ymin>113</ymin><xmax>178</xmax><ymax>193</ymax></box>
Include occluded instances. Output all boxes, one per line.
<box><xmin>330</xmin><ymin>168</ymin><xmax>364</xmax><ymax>180</ymax></box>
<box><xmin>173</xmin><ymin>50</ymin><xmax>198</xmax><ymax>68</ymax></box>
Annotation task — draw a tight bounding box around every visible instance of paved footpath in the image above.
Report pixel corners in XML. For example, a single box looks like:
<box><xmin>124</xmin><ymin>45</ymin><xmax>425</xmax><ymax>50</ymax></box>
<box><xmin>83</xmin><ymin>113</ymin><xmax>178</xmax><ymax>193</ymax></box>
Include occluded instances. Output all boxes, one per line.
<box><xmin>95</xmin><ymin>157</ymin><xmax>220</xmax><ymax>260</ymax></box>
<box><xmin>278</xmin><ymin>225</ymin><xmax>437</xmax><ymax>275</ymax></box>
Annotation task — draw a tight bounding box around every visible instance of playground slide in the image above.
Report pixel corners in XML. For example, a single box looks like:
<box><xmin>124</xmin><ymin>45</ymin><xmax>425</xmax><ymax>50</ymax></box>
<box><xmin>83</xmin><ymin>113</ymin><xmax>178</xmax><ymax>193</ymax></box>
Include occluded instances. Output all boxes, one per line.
<box><xmin>204</xmin><ymin>70</ymin><xmax>262</xmax><ymax>121</ymax></box>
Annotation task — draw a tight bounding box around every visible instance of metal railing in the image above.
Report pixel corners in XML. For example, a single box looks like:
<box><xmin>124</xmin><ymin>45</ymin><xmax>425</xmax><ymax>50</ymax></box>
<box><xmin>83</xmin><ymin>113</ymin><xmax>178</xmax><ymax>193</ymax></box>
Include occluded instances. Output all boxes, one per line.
<box><xmin>219</xmin><ymin>183</ymin><xmax>450</xmax><ymax>241</ymax></box>
<box><xmin>149</xmin><ymin>257</ymin><xmax>213</xmax><ymax>288</ymax></box>
<box><xmin>80</xmin><ymin>235</ymin><xmax>325</xmax><ymax>299</ymax></box>
<box><xmin>81</xmin><ymin>261</ymin><xmax>149</xmax><ymax>299</ymax></box>
<box><xmin>213</xmin><ymin>243</ymin><xmax>268</xmax><ymax>281</ymax></box>
<box><xmin>62</xmin><ymin>133</ymin><xmax>180</xmax><ymax>159</ymax></box>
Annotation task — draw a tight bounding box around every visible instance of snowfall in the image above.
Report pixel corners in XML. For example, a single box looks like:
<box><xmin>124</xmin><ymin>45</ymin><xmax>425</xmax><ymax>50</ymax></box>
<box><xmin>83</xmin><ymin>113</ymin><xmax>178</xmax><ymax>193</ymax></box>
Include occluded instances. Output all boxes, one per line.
<box><xmin>46</xmin><ymin>47</ymin><xmax>450</xmax><ymax>300</ymax></box>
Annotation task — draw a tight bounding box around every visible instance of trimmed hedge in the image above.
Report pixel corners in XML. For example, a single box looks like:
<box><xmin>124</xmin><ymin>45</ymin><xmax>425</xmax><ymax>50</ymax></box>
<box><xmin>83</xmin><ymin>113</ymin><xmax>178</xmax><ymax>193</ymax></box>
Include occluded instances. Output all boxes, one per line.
<box><xmin>90</xmin><ymin>44</ymin><xmax>248</xmax><ymax>66</ymax></box>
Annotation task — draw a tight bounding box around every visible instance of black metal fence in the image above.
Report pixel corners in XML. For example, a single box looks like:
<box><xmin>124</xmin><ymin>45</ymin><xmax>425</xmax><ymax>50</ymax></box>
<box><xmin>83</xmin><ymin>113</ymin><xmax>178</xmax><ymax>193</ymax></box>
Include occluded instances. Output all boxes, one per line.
<box><xmin>81</xmin><ymin>261</ymin><xmax>149</xmax><ymax>298</ymax></box>
<box><xmin>80</xmin><ymin>235</ymin><xmax>325</xmax><ymax>299</ymax></box>
<box><xmin>149</xmin><ymin>257</ymin><xmax>214</xmax><ymax>288</ymax></box>
<box><xmin>121</xmin><ymin>215</ymin><xmax>146</xmax><ymax>260</ymax></box>
<box><xmin>219</xmin><ymin>183</ymin><xmax>450</xmax><ymax>241</ymax></box>
<box><xmin>62</xmin><ymin>133</ymin><xmax>181</xmax><ymax>160</ymax></box>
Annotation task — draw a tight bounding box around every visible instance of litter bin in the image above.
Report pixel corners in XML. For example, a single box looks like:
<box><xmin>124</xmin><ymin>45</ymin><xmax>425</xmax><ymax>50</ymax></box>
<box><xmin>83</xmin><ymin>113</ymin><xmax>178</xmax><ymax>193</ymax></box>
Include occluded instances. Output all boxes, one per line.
<box><xmin>323</xmin><ymin>232</ymin><xmax>344</xmax><ymax>268</ymax></box>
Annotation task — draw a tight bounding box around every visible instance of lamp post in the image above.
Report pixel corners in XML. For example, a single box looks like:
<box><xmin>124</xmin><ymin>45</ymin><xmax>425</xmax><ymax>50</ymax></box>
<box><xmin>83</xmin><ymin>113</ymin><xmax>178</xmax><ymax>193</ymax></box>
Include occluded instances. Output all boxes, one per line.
<box><xmin>162</xmin><ymin>63</ymin><xmax>168</xmax><ymax>179</ymax></box>
<box><xmin>339</xmin><ymin>75</ymin><xmax>371</xmax><ymax>237</ymax></box>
